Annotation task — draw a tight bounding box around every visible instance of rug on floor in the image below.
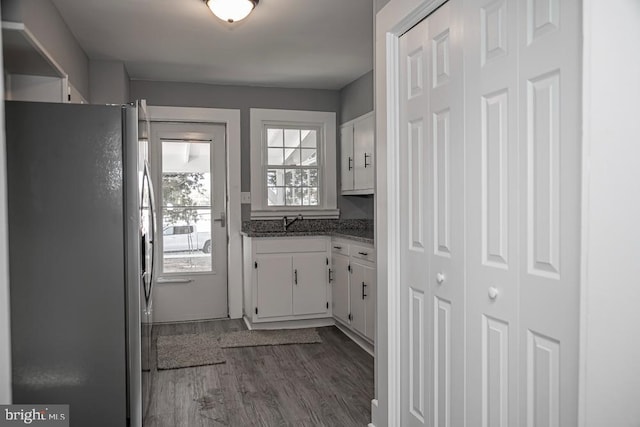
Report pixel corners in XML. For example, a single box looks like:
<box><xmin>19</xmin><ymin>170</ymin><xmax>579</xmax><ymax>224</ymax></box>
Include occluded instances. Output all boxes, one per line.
<box><xmin>156</xmin><ymin>333</ymin><xmax>226</xmax><ymax>370</ymax></box>
<box><xmin>217</xmin><ymin>328</ymin><xmax>322</xmax><ymax>348</ymax></box>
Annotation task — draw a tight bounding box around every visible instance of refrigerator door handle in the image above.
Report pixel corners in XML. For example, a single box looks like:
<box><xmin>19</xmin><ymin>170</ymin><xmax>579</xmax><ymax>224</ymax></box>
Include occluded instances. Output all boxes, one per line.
<box><xmin>143</xmin><ymin>161</ymin><xmax>157</xmax><ymax>305</ymax></box>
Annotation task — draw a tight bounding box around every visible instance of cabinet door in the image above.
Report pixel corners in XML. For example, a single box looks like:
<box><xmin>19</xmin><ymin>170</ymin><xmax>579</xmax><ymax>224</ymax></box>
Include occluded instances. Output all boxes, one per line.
<box><xmin>340</xmin><ymin>124</ymin><xmax>354</xmax><ymax>192</ymax></box>
<box><xmin>350</xmin><ymin>262</ymin><xmax>367</xmax><ymax>337</ymax></box>
<box><xmin>363</xmin><ymin>264</ymin><xmax>376</xmax><ymax>341</ymax></box>
<box><xmin>353</xmin><ymin>114</ymin><xmax>374</xmax><ymax>191</ymax></box>
<box><xmin>292</xmin><ymin>253</ymin><xmax>329</xmax><ymax>316</ymax></box>
<box><xmin>331</xmin><ymin>253</ymin><xmax>350</xmax><ymax>324</ymax></box>
<box><xmin>255</xmin><ymin>254</ymin><xmax>293</xmax><ymax>318</ymax></box>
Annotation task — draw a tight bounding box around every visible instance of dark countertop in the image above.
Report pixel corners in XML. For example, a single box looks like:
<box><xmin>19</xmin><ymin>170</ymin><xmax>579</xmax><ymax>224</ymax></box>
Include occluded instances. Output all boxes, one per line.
<box><xmin>241</xmin><ymin>219</ymin><xmax>374</xmax><ymax>245</ymax></box>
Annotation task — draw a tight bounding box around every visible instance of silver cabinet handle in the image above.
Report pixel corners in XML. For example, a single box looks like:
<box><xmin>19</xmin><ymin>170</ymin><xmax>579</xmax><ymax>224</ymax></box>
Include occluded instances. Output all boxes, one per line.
<box><xmin>294</xmin><ymin>269</ymin><xmax>298</xmax><ymax>285</ymax></box>
<box><xmin>328</xmin><ymin>268</ymin><xmax>334</xmax><ymax>283</ymax></box>
<box><xmin>358</xmin><ymin>251</ymin><xmax>369</xmax><ymax>256</ymax></box>
<box><xmin>333</xmin><ymin>246</ymin><xmax>342</xmax><ymax>250</ymax></box>
<box><xmin>348</xmin><ymin>157</ymin><xmax>353</xmax><ymax>171</ymax></box>
<box><xmin>364</xmin><ymin>153</ymin><xmax>372</xmax><ymax>168</ymax></box>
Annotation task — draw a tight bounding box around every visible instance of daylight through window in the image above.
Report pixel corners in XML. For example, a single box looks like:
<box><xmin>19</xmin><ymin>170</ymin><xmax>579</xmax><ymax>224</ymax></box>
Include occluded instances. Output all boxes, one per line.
<box><xmin>266</xmin><ymin>127</ymin><xmax>319</xmax><ymax>206</ymax></box>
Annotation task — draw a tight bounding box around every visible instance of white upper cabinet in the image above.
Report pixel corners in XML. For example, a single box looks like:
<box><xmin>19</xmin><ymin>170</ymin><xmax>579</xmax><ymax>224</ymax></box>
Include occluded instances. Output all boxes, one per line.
<box><xmin>341</xmin><ymin>112</ymin><xmax>374</xmax><ymax>195</ymax></box>
<box><xmin>340</xmin><ymin>125</ymin><xmax>355</xmax><ymax>192</ymax></box>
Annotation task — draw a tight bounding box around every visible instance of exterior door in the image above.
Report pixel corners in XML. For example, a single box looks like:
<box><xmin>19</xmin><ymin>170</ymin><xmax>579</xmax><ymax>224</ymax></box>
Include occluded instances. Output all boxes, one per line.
<box><xmin>398</xmin><ymin>1</ymin><xmax>465</xmax><ymax>425</ymax></box>
<box><xmin>151</xmin><ymin>122</ymin><xmax>228</xmax><ymax>322</ymax></box>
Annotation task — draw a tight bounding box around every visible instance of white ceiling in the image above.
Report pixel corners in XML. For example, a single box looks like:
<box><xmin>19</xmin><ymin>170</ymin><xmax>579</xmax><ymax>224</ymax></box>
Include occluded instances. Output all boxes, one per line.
<box><xmin>51</xmin><ymin>0</ymin><xmax>374</xmax><ymax>90</ymax></box>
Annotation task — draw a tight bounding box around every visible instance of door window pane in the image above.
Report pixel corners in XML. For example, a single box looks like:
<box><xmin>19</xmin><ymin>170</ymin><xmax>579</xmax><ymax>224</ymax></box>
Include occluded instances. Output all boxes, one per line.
<box><xmin>161</xmin><ymin>141</ymin><xmax>213</xmax><ymax>273</ymax></box>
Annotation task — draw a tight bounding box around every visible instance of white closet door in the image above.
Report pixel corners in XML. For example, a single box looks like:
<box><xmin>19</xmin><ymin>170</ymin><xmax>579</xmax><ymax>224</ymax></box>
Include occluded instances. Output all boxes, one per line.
<box><xmin>399</xmin><ymin>15</ymin><xmax>432</xmax><ymax>427</ymax></box>
<box><xmin>427</xmin><ymin>3</ymin><xmax>466</xmax><ymax>426</ymax></box>
<box><xmin>464</xmin><ymin>0</ymin><xmax>520</xmax><ymax>426</ymax></box>
<box><xmin>399</xmin><ymin>2</ymin><xmax>465</xmax><ymax>426</ymax></box>
<box><xmin>516</xmin><ymin>0</ymin><xmax>581</xmax><ymax>426</ymax></box>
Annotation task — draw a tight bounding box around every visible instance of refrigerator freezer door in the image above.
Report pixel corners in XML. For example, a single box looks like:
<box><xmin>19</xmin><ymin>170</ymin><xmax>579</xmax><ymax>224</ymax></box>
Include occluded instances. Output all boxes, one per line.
<box><xmin>6</xmin><ymin>101</ymin><xmax>128</xmax><ymax>427</ymax></box>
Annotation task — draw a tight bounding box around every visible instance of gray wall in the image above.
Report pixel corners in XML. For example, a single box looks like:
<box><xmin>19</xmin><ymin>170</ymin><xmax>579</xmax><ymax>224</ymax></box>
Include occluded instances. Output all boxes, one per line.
<box><xmin>0</xmin><ymin>4</ymin><xmax>12</xmax><ymax>404</ymax></box>
<box><xmin>90</xmin><ymin>60</ymin><xmax>130</xmax><ymax>105</ymax></box>
<box><xmin>1</xmin><ymin>0</ymin><xmax>90</xmax><ymax>100</ymax></box>
<box><xmin>131</xmin><ymin>80</ymin><xmax>369</xmax><ymax>220</ymax></box>
<box><xmin>338</xmin><ymin>71</ymin><xmax>375</xmax><ymax>220</ymax></box>
<box><xmin>340</xmin><ymin>70</ymin><xmax>374</xmax><ymax>124</ymax></box>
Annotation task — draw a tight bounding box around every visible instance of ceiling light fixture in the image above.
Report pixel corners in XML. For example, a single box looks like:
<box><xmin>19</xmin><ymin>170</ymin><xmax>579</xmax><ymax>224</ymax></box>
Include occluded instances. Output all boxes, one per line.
<box><xmin>203</xmin><ymin>0</ymin><xmax>259</xmax><ymax>23</ymax></box>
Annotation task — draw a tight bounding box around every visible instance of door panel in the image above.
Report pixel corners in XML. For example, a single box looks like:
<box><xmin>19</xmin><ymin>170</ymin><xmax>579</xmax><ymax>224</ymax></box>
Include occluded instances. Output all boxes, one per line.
<box><xmin>256</xmin><ymin>254</ymin><xmax>293</xmax><ymax>318</ymax></box>
<box><xmin>151</xmin><ymin>123</ymin><xmax>228</xmax><ymax>322</ymax></box>
<box><xmin>518</xmin><ymin>0</ymin><xmax>580</xmax><ymax>424</ymax></box>
<box><xmin>465</xmin><ymin>0</ymin><xmax>520</xmax><ymax>425</ymax></box>
<box><xmin>399</xmin><ymin>15</ymin><xmax>432</xmax><ymax>427</ymax></box>
<box><xmin>427</xmin><ymin>3</ymin><xmax>466</xmax><ymax>427</ymax></box>
<box><xmin>293</xmin><ymin>253</ymin><xmax>328</xmax><ymax>315</ymax></box>
<box><xmin>399</xmin><ymin>2</ymin><xmax>465</xmax><ymax>426</ymax></box>
<box><xmin>332</xmin><ymin>253</ymin><xmax>350</xmax><ymax>324</ymax></box>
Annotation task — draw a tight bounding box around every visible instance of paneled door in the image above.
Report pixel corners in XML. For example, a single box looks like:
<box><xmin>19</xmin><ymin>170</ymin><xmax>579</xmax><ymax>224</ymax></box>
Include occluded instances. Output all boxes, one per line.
<box><xmin>150</xmin><ymin>122</ymin><xmax>228</xmax><ymax>322</ymax></box>
<box><xmin>464</xmin><ymin>0</ymin><xmax>581</xmax><ymax>425</ymax></box>
<box><xmin>398</xmin><ymin>1</ymin><xmax>465</xmax><ymax>425</ymax></box>
<box><xmin>464</xmin><ymin>0</ymin><xmax>520</xmax><ymax>425</ymax></box>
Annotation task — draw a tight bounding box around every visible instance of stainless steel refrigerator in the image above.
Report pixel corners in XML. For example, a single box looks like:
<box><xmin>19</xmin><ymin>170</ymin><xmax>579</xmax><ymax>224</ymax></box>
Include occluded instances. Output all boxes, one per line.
<box><xmin>5</xmin><ymin>100</ymin><xmax>157</xmax><ymax>427</ymax></box>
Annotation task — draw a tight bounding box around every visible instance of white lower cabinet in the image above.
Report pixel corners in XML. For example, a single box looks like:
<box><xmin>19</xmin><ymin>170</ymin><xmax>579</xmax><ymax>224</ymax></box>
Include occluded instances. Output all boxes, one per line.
<box><xmin>331</xmin><ymin>238</ymin><xmax>376</xmax><ymax>343</ymax></box>
<box><xmin>292</xmin><ymin>253</ymin><xmax>330</xmax><ymax>316</ymax></box>
<box><xmin>330</xmin><ymin>251</ymin><xmax>350</xmax><ymax>324</ymax></box>
<box><xmin>250</xmin><ymin>237</ymin><xmax>331</xmax><ymax>322</ymax></box>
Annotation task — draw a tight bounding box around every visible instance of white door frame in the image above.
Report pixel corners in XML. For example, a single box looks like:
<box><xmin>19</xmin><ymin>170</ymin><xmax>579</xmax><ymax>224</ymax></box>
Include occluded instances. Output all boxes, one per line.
<box><xmin>147</xmin><ymin>106</ymin><xmax>243</xmax><ymax>319</ymax></box>
<box><xmin>374</xmin><ymin>1</ymin><xmax>449</xmax><ymax>426</ymax></box>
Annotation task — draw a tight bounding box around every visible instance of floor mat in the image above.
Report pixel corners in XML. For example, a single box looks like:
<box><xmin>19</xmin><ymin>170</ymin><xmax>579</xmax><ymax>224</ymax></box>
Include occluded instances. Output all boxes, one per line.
<box><xmin>156</xmin><ymin>333</ymin><xmax>226</xmax><ymax>370</ymax></box>
<box><xmin>218</xmin><ymin>328</ymin><xmax>322</xmax><ymax>348</ymax></box>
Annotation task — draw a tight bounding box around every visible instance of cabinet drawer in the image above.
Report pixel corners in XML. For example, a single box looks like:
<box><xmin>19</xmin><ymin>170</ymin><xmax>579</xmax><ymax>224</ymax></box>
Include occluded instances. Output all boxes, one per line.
<box><xmin>331</xmin><ymin>241</ymin><xmax>349</xmax><ymax>256</ymax></box>
<box><xmin>255</xmin><ymin>237</ymin><xmax>327</xmax><ymax>254</ymax></box>
<box><xmin>351</xmin><ymin>245</ymin><xmax>375</xmax><ymax>263</ymax></box>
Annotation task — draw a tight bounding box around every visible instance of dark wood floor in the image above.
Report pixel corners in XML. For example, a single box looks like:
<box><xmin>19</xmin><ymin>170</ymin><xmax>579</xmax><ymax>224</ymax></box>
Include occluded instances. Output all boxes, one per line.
<box><xmin>144</xmin><ymin>319</ymin><xmax>374</xmax><ymax>427</ymax></box>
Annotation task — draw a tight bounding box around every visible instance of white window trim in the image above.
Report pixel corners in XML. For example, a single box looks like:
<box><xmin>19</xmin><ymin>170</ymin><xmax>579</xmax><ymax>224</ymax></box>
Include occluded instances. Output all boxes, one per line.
<box><xmin>250</xmin><ymin>108</ymin><xmax>338</xmax><ymax>219</ymax></box>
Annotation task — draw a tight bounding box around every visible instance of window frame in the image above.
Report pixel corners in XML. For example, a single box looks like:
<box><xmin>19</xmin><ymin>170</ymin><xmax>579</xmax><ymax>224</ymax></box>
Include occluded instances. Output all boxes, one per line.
<box><xmin>265</xmin><ymin>124</ymin><xmax>322</xmax><ymax>208</ymax></box>
<box><xmin>250</xmin><ymin>108</ymin><xmax>338</xmax><ymax>219</ymax></box>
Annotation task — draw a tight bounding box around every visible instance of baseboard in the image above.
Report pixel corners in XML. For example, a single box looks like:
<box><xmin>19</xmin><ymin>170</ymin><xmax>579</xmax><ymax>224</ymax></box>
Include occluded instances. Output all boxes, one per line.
<box><xmin>242</xmin><ymin>316</ymin><xmax>376</xmax><ymax>358</ymax></box>
<box><xmin>334</xmin><ymin>321</ymin><xmax>375</xmax><ymax>356</ymax></box>
<box><xmin>370</xmin><ymin>399</ymin><xmax>379</xmax><ymax>427</ymax></box>
<box><xmin>243</xmin><ymin>316</ymin><xmax>335</xmax><ymax>330</ymax></box>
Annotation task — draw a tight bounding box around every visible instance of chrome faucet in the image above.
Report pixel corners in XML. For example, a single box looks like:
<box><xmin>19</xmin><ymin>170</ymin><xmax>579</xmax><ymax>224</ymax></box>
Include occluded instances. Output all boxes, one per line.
<box><xmin>283</xmin><ymin>214</ymin><xmax>303</xmax><ymax>231</ymax></box>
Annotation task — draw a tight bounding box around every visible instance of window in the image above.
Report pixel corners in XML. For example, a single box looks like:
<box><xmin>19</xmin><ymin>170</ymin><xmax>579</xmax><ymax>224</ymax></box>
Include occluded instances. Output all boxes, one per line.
<box><xmin>250</xmin><ymin>109</ymin><xmax>338</xmax><ymax>218</ymax></box>
<box><xmin>160</xmin><ymin>139</ymin><xmax>213</xmax><ymax>274</ymax></box>
<box><xmin>266</xmin><ymin>127</ymin><xmax>319</xmax><ymax>206</ymax></box>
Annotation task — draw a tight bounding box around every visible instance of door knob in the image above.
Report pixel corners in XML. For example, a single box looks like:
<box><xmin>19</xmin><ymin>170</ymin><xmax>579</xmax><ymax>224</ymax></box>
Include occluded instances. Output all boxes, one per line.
<box><xmin>488</xmin><ymin>286</ymin><xmax>499</xmax><ymax>300</ymax></box>
<box><xmin>436</xmin><ymin>272</ymin><xmax>445</xmax><ymax>284</ymax></box>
